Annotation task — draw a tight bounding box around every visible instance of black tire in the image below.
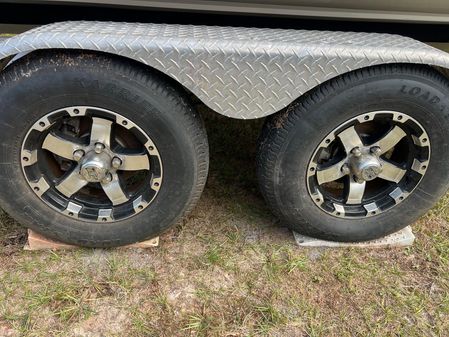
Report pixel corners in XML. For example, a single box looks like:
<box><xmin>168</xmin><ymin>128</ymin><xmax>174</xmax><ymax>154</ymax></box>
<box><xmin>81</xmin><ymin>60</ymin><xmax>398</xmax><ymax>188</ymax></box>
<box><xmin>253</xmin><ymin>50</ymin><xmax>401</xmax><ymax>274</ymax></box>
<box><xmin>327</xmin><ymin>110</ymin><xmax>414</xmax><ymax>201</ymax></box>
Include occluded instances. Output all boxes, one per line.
<box><xmin>0</xmin><ymin>50</ymin><xmax>209</xmax><ymax>247</ymax></box>
<box><xmin>257</xmin><ymin>64</ymin><xmax>449</xmax><ymax>242</ymax></box>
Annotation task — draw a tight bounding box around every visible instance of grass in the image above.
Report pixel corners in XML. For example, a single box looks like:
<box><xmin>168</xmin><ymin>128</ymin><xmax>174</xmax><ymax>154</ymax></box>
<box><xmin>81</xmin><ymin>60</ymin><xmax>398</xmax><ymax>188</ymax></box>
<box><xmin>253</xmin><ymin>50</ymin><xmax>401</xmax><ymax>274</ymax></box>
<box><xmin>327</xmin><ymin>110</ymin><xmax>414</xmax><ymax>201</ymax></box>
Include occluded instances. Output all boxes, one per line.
<box><xmin>0</xmin><ymin>104</ymin><xmax>449</xmax><ymax>336</ymax></box>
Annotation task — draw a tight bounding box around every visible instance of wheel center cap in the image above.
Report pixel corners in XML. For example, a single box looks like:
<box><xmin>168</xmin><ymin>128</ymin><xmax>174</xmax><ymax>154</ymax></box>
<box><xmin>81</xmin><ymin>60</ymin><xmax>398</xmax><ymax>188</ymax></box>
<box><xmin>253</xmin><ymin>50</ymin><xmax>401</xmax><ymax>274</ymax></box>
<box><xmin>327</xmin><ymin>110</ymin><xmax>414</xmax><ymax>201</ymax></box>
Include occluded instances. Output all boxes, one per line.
<box><xmin>349</xmin><ymin>152</ymin><xmax>382</xmax><ymax>182</ymax></box>
<box><xmin>80</xmin><ymin>152</ymin><xmax>111</xmax><ymax>183</ymax></box>
<box><xmin>360</xmin><ymin>165</ymin><xmax>382</xmax><ymax>181</ymax></box>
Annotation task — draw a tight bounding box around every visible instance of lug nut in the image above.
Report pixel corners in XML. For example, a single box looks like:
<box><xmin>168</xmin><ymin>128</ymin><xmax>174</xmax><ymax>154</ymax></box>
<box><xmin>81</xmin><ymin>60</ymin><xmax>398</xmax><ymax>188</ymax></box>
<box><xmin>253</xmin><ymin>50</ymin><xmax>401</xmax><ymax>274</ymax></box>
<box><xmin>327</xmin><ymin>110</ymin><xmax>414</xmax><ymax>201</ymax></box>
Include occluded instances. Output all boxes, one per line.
<box><xmin>370</xmin><ymin>146</ymin><xmax>382</xmax><ymax>156</ymax></box>
<box><xmin>102</xmin><ymin>173</ymin><xmax>113</xmax><ymax>184</ymax></box>
<box><xmin>95</xmin><ymin>142</ymin><xmax>105</xmax><ymax>154</ymax></box>
<box><xmin>111</xmin><ymin>157</ymin><xmax>122</xmax><ymax>169</ymax></box>
<box><xmin>351</xmin><ymin>147</ymin><xmax>362</xmax><ymax>157</ymax></box>
<box><xmin>73</xmin><ymin>149</ymin><xmax>85</xmax><ymax>161</ymax></box>
<box><xmin>341</xmin><ymin>163</ymin><xmax>350</xmax><ymax>175</ymax></box>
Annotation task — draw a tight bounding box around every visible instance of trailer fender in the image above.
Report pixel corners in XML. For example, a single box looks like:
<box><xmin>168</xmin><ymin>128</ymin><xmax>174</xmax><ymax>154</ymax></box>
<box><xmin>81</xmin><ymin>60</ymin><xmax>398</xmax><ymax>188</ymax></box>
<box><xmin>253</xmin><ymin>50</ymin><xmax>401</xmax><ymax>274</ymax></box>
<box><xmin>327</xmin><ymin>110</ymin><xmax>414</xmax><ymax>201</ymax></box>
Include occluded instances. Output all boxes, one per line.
<box><xmin>1</xmin><ymin>21</ymin><xmax>449</xmax><ymax>119</ymax></box>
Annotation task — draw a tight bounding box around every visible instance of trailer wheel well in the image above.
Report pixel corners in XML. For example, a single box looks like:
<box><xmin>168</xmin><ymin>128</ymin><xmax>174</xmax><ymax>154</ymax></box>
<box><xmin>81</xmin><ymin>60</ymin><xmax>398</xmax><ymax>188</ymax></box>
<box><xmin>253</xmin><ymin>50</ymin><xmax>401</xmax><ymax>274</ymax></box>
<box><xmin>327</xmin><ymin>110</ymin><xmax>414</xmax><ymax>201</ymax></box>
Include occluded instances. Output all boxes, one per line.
<box><xmin>0</xmin><ymin>48</ymin><xmax>199</xmax><ymax>105</ymax></box>
<box><xmin>277</xmin><ymin>62</ymin><xmax>449</xmax><ymax>121</ymax></box>
<box><xmin>3</xmin><ymin>48</ymin><xmax>449</xmax><ymax>120</ymax></box>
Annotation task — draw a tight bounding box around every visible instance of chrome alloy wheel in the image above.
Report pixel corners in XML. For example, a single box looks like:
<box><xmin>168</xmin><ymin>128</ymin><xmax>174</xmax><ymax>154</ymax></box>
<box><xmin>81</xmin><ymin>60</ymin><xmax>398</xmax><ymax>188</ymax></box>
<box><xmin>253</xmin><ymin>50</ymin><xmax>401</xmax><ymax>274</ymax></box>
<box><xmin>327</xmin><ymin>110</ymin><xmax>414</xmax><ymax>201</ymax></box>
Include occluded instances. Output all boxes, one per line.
<box><xmin>21</xmin><ymin>106</ymin><xmax>163</xmax><ymax>222</ymax></box>
<box><xmin>306</xmin><ymin>111</ymin><xmax>430</xmax><ymax>218</ymax></box>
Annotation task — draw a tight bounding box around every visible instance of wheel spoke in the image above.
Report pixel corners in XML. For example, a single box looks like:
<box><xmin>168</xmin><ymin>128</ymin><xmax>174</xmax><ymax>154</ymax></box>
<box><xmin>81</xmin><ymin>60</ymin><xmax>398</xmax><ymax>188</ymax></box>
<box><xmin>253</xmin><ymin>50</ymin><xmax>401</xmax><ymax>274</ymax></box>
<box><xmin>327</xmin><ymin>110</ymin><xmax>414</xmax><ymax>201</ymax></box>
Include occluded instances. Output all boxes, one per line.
<box><xmin>55</xmin><ymin>168</ymin><xmax>88</xmax><ymax>197</ymax></box>
<box><xmin>42</xmin><ymin>133</ymin><xmax>83</xmax><ymax>160</ymax></box>
<box><xmin>101</xmin><ymin>173</ymin><xmax>129</xmax><ymax>205</ymax></box>
<box><xmin>316</xmin><ymin>159</ymin><xmax>347</xmax><ymax>185</ymax></box>
<box><xmin>90</xmin><ymin>117</ymin><xmax>113</xmax><ymax>147</ymax></box>
<box><xmin>379</xmin><ymin>159</ymin><xmax>406</xmax><ymax>183</ymax></box>
<box><xmin>338</xmin><ymin>126</ymin><xmax>364</xmax><ymax>154</ymax></box>
<box><xmin>372</xmin><ymin>126</ymin><xmax>406</xmax><ymax>155</ymax></box>
<box><xmin>117</xmin><ymin>154</ymin><xmax>150</xmax><ymax>171</ymax></box>
<box><xmin>347</xmin><ymin>179</ymin><xmax>366</xmax><ymax>204</ymax></box>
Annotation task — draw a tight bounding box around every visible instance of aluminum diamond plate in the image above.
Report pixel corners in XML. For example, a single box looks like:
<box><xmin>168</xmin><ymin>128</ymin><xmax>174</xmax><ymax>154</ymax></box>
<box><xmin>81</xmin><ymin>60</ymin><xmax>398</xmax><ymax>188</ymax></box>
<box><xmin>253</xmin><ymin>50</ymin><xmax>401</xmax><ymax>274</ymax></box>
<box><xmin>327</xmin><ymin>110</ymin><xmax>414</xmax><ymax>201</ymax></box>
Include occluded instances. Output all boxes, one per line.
<box><xmin>1</xmin><ymin>21</ymin><xmax>449</xmax><ymax>119</ymax></box>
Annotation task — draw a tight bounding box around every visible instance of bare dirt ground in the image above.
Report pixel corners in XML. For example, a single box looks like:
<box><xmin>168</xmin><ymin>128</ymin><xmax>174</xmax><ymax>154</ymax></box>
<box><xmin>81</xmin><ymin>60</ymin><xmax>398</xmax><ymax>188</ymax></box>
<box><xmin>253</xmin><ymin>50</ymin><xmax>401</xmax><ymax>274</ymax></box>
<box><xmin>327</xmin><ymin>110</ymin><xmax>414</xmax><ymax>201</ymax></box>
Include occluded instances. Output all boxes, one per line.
<box><xmin>0</xmin><ymin>104</ymin><xmax>448</xmax><ymax>337</ymax></box>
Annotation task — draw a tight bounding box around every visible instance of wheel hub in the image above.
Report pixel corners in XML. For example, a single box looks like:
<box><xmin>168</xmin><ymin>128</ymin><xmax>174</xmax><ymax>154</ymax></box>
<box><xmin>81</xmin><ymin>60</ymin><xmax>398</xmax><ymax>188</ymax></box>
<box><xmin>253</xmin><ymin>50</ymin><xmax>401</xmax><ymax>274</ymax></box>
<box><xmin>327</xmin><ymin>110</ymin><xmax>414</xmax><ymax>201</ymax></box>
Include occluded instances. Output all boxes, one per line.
<box><xmin>348</xmin><ymin>148</ymin><xmax>382</xmax><ymax>182</ymax></box>
<box><xmin>79</xmin><ymin>150</ymin><xmax>111</xmax><ymax>183</ymax></box>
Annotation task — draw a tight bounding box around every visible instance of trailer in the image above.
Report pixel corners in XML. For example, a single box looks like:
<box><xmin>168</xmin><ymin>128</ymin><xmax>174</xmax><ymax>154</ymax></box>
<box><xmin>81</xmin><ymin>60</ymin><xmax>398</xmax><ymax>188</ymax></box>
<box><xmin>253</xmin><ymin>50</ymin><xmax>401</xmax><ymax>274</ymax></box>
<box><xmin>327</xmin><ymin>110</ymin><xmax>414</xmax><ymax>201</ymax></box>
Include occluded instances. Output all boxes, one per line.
<box><xmin>0</xmin><ymin>5</ymin><xmax>449</xmax><ymax>247</ymax></box>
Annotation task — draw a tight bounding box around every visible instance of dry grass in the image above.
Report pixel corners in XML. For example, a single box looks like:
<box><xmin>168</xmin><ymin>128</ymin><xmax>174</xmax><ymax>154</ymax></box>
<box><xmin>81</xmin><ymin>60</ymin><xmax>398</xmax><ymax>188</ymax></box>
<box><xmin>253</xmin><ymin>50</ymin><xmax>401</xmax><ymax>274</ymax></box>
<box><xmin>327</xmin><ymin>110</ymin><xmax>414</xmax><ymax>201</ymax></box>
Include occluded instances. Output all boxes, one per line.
<box><xmin>0</xmin><ymin>106</ymin><xmax>448</xmax><ymax>337</ymax></box>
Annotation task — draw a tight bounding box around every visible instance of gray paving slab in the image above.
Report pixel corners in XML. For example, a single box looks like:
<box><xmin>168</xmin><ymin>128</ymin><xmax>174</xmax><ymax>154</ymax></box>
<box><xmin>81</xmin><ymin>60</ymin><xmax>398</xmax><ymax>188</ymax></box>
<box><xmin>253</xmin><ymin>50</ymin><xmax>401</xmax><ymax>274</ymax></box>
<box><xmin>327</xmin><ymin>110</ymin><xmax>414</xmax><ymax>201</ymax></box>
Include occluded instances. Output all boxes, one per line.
<box><xmin>293</xmin><ymin>226</ymin><xmax>415</xmax><ymax>248</ymax></box>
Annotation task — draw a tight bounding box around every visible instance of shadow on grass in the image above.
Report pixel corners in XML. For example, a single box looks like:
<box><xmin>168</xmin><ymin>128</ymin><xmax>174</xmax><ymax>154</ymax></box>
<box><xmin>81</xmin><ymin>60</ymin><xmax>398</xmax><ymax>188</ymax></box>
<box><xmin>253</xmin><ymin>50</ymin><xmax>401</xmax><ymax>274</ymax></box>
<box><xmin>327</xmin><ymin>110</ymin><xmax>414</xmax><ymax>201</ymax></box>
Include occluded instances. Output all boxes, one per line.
<box><xmin>0</xmin><ymin>209</ymin><xmax>26</xmax><ymax>253</ymax></box>
<box><xmin>198</xmin><ymin>101</ymin><xmax>265</xmax><ymax>197</ymax></box>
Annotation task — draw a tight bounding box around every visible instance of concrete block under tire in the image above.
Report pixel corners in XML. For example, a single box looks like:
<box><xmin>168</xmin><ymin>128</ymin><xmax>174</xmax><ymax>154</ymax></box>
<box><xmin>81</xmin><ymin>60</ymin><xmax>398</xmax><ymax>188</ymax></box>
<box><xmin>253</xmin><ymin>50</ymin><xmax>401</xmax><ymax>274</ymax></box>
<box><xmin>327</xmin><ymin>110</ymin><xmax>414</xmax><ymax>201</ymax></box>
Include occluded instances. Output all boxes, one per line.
<box><xmin>293</xmin><ymin>226</ymin><xmax>415</xmax><ymax>248</ymax></box>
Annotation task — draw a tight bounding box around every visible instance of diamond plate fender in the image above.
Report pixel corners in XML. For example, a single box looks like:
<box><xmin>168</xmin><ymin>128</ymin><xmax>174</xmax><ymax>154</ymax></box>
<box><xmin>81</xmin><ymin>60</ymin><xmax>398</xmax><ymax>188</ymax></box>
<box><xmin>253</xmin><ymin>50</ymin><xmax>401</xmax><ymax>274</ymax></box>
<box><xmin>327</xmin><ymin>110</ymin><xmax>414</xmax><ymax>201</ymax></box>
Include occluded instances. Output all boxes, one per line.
<box><xmin>1</xmin><ymin>21</ymin><xmax>449</xmax><ymax>119</ymax></box>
